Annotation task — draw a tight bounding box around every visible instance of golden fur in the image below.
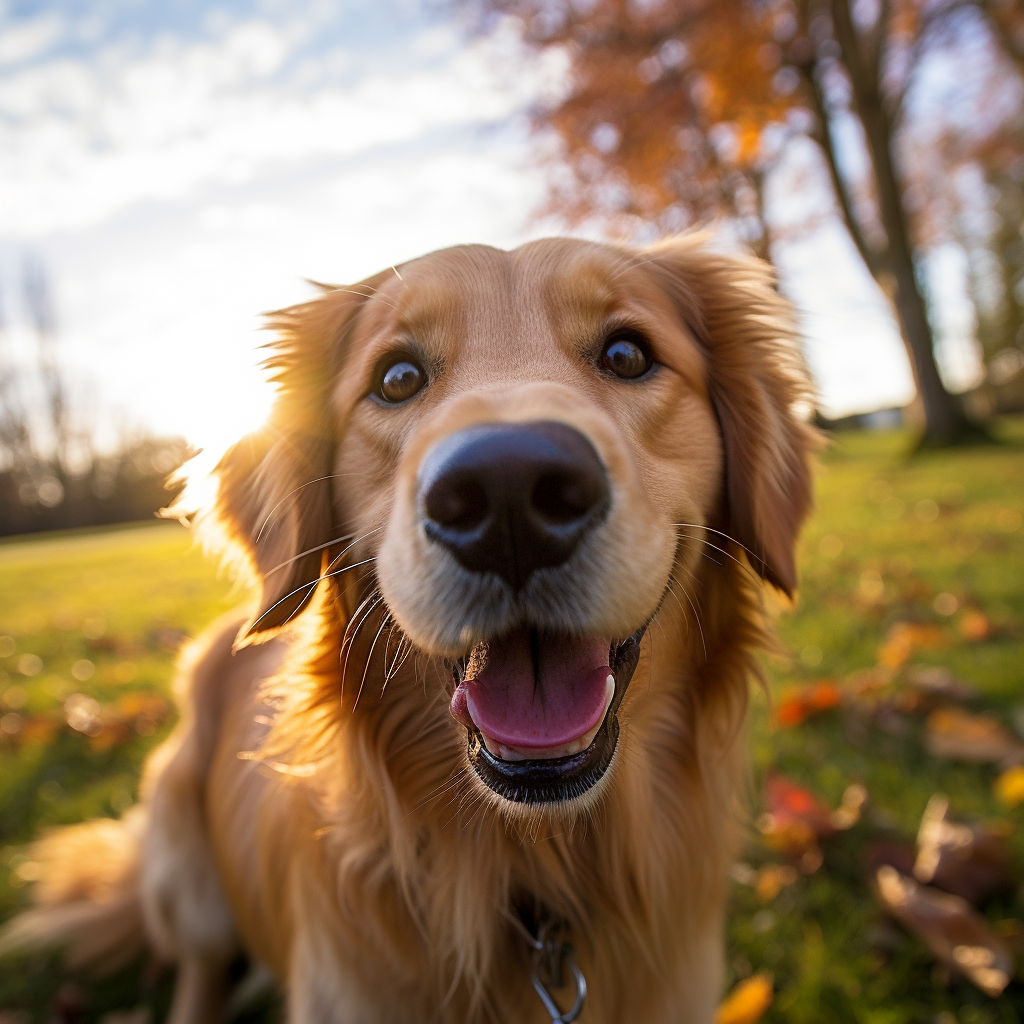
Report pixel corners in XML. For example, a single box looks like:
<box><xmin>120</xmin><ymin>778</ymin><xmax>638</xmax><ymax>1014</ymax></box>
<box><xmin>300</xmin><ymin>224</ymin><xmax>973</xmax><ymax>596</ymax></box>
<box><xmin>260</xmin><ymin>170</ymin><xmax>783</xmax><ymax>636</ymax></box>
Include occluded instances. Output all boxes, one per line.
<box><xmin>1</xmin><ymin>234</ymin><xmax>815</xmax><ymax>1023</ymax></box>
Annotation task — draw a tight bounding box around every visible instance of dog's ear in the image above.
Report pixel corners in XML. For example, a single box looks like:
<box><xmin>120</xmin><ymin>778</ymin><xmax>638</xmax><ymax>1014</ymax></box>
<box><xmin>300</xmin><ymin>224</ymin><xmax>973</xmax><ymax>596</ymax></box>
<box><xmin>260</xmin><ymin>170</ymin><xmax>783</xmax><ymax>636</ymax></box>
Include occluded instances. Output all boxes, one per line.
<box><xmin>647</xmin><ymin>235</ymin><xmax>817</xmax><ymax>598</ymax></box>
<box><xmin>210</xmin><ymin>278</ymin><xmax>385</xmax><ymax>646</ymax></box>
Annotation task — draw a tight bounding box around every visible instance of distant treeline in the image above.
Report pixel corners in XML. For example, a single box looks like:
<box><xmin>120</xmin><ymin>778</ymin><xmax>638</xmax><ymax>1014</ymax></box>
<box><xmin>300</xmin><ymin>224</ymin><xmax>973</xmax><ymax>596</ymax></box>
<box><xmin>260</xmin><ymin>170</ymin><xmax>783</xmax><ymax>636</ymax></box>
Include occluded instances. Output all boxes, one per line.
<box><xmin>0</xmin><ymin>435</ymin><xmax>190</xmax><ymax>537</ymax></box>
<box><xmin>0</xmin><ymin>254</ymin><xmax>191</xmax><ymax>538</ymax></box>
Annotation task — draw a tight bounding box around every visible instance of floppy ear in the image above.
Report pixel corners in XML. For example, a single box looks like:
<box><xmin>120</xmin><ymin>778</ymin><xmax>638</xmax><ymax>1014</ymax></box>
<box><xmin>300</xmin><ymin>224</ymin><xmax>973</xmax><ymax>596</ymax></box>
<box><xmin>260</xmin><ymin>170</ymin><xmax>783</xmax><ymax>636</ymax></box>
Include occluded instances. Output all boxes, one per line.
<box><xmin>210</xmin><ymin>277</ymin><xmax>386</xmax><ymax>645</ymax></box>
<box><xmin>647</xmin><ymin>235</ymin><xmax>818</xmax><ymax>597</ymax></box>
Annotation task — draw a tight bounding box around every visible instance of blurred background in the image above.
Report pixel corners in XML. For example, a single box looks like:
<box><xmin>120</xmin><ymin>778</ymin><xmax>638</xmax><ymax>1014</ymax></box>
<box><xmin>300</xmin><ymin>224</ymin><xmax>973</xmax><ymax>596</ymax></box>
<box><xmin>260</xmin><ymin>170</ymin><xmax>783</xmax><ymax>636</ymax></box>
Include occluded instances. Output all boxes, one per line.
<box><xmin>0</xmin><ymin>1</ymin><xmax>1023</xmax><ymax>1021</ymax></box>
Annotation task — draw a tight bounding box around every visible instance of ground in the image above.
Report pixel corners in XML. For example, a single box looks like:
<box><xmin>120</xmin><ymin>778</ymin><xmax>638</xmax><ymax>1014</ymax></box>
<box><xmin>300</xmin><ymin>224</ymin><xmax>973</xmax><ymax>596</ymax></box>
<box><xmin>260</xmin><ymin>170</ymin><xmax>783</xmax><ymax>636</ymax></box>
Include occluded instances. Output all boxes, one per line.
<box><xmin>0</xmin><ymin>418</ymin><xmax>1022</xmax><ymax>1023</ymax></box>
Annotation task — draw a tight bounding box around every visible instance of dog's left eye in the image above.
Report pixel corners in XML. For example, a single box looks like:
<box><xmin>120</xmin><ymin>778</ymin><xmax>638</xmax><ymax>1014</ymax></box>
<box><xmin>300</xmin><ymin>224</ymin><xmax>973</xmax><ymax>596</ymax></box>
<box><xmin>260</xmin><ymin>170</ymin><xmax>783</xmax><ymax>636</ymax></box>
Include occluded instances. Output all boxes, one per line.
<box><xmin>601</xmin><ymin>332</ymin><xmax>653</xmax><ymax>380</ymax></box>
<box><xmin>377</xmin><ymin>359</ymin><xmax>425</xmax><ymax>404</ymax></box>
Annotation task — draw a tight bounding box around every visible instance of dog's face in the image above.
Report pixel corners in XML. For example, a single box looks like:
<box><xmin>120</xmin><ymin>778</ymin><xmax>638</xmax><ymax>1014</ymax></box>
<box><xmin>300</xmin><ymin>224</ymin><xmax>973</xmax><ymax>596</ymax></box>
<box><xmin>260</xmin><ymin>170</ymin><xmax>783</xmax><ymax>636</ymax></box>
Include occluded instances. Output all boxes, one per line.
<box><xmin>214</xmin><ymin>237</ymin><xmax>813</xmax><ymax>811</ymax></box>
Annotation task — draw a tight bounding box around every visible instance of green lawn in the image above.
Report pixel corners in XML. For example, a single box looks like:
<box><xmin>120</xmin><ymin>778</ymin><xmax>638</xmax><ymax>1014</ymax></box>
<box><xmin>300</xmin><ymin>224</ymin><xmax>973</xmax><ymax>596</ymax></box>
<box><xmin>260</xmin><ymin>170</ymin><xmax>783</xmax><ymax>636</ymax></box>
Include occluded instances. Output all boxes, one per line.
<box><xmin>1</xmin><ymin>420</ymin><xmax>1023</xmax><ymax>1022</ymax></box>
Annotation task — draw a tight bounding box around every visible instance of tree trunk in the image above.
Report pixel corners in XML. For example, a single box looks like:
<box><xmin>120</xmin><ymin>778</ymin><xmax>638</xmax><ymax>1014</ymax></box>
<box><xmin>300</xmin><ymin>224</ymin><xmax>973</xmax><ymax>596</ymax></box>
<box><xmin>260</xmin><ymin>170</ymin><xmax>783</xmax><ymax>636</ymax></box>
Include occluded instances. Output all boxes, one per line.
<box><xmin>827</xmin><ymin>0</ymin><xmax>979</xmax><ymax>444</ymax></box>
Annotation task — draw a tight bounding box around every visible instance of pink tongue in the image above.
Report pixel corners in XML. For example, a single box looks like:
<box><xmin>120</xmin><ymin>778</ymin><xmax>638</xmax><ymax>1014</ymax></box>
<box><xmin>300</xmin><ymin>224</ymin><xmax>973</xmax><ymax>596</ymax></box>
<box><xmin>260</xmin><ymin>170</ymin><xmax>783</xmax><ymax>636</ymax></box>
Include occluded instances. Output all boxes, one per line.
<box><xmin>451</xmin><ymin>630</ymin><xmax>612</xmax><ymax>749</ymax></box>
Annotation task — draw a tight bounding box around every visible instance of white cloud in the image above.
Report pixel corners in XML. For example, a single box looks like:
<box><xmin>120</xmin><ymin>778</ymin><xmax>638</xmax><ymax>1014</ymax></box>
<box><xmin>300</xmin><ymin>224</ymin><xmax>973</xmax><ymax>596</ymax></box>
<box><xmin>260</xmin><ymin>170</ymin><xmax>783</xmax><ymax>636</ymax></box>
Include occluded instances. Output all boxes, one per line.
<box><xmin>0</xmin><ymin>15</ymin><xmax>539</xmax><ymax>237</ymax></box>
<box><xmin>0</xmin><ymin>12</ymin><xmax>63</xmax><ymax>67</ymax></box>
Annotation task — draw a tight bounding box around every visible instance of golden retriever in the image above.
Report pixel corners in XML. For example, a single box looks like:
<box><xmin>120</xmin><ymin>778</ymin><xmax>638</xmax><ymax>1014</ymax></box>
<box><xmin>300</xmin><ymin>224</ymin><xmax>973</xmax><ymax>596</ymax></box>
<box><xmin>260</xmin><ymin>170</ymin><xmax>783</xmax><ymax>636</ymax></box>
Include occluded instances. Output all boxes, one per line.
<box><xmin>3</xmin><ymin>234</ymin><xmax>814</xmax><ymax>1022</ymax></box>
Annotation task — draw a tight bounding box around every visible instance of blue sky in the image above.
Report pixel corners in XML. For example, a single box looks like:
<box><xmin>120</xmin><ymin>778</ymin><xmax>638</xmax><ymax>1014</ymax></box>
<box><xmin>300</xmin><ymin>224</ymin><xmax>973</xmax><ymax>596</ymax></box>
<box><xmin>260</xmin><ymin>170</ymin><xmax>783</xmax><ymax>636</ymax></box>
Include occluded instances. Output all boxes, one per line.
<box><xmin>0</xmin><ymin>0</ymin><xmax>976</xmax><ymax>471</ymax></box>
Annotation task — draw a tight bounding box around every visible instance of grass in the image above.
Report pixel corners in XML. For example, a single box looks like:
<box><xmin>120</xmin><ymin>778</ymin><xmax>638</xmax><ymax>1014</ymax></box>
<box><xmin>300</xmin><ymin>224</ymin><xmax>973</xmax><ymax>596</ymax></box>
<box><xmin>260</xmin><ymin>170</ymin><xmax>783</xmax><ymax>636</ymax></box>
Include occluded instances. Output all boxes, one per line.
<box><xmin>0</xmin><ymin>419</ymin><xmax>1023</xmax><ymax>1022</ymax></box>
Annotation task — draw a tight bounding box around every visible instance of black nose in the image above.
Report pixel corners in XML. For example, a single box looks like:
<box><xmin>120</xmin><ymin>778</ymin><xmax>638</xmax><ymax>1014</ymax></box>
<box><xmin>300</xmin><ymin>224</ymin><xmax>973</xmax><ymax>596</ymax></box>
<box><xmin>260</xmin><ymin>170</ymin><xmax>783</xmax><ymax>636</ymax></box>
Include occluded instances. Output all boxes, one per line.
<box><xmin>418</xmin><ymin>420</ymin><xmax>610</xmax><ymax>591</ymax></box>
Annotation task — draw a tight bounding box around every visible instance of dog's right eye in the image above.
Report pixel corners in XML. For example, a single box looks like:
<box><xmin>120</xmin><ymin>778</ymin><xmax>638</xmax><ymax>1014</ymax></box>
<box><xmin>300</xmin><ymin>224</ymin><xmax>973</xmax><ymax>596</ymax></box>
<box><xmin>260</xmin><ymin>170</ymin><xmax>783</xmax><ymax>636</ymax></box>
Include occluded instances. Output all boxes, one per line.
<box><xmin>377</xmin><ymin>359</ymin><xmax>425</xmax><ymax>404</ymax></box>
<box><xmin>601</xmin><ymin>330</ymin><xmax>653</xmax><ymax>380</ymax></box>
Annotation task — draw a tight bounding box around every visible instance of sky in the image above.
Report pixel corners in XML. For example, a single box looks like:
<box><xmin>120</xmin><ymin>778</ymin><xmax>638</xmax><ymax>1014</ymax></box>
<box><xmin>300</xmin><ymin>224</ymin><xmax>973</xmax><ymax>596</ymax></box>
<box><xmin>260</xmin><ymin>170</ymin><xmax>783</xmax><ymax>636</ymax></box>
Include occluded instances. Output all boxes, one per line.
<box><xmin>0</xmin><ymin>0</ymin><xmax>981</xmax><ymax>471</ymax></box>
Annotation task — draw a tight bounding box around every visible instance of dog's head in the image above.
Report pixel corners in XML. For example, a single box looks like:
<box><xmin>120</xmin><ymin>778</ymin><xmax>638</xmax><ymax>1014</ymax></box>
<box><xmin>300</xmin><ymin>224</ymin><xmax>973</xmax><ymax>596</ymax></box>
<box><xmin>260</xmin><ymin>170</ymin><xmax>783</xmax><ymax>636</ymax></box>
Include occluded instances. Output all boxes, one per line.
<box><xmin>211</xmin><ymin>236</ymin><xmax>814</xmax><ymax>811</ymax></box>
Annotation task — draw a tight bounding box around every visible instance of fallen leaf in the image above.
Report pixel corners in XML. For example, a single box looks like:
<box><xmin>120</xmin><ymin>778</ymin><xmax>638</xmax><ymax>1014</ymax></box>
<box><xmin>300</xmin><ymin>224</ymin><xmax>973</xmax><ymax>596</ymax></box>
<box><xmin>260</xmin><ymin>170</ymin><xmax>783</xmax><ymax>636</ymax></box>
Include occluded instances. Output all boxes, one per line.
<box><xmin>774</xmin><ymin>680</ymin><xmax>843</xmax><ymax>728</ymax></box>
<box><xmin>874</xmin><ymin>866</ymin><xmax>1013</xmax><ymax>997</ymax></box>
<box><xmin>904</xmin><ymin>666</ymin><xmax>979</xmax><ymax>704</ymax></box>
<box><xmin>765</xmin><ymin>775</ymin><xmax>837</xmax><ymax>837</ymax></box>
<box><xmin>831</xmin><ymin>783</ymin><xmax>869</xmax><ymax>830</ymax></box>
<box><xmin>878</xmin><ymin>623</ymin><xmax>943</xmax><ymax>670</ymax></box>
<box><xmin>0</xmin><ymin>711</ymin><xmax>59</xmax><ymax>749</ymax></box>
<box><xmin>993</xmin><ymin>919</ymin><xmax>1024</xmax><ymax>955</ymax></box>
<box><xmin>925</xmin><ymin>708</ymin><xmax>1024</xmax><ymax>765</ymax></box>
<box><xmin>759</xmin><ymin>775</ymin><xmax>836</xmax><ymax>862</ymax></box>
<box><xmin>714</xmin><ymin>973</ymin><xmax>773</xmax><ymax>1024</ymax></box>
<box><xmin>995</xmin><ymin>766</ymin><xmax>1024</xmax><ymax>807</ymax></box>
<box><xmin>776</xmin><ymin>693</ymin><xmax>809</xmax><ymax>728</ymax></box>
<box><xmin>847</xmin><ymin>667</ymin><xmax>893</xmax><ymax>694</ymax></box>
<box><xmin>864</xmin><ymin>840</ymin><xmax>917</xmax><ymax>877</ymax></box>
<box><xmin>914</xmin><ymin>795</ymin><xmax>1014</xmax><ymax>905</ymax></box>
<box><xmin>959</xmin><ymin>609</ymin><xmax>992</xmax><ymax>642</ymax></box>
<box><xmin>755</xmin><ymin>864</ymin><xmax>798</xmax><ymax>903</ymax></box>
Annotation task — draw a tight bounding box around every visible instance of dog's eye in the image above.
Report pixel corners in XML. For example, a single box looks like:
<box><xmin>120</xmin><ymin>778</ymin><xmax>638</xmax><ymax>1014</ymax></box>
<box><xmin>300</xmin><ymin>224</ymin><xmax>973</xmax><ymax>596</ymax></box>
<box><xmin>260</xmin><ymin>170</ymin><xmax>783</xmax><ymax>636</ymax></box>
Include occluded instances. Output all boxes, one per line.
<box><xmin>601</xmin><ymin>332</ymin><xmax>652</xmax><ymax>380</ymax></box>
<box><xmin>378</xmin><ymin>359</ymin><xmax>425</xmax><ymax>404</ymax></box>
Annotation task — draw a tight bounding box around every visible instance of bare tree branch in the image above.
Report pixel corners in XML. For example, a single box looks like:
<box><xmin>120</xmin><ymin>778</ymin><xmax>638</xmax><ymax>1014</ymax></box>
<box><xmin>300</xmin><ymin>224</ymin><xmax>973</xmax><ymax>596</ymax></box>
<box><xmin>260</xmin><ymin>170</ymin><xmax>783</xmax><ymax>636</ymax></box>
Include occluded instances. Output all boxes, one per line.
<box><xmin>799</xmin><ymin>60</ymin><xmax>882</xmax><ymax>275</ymax></box>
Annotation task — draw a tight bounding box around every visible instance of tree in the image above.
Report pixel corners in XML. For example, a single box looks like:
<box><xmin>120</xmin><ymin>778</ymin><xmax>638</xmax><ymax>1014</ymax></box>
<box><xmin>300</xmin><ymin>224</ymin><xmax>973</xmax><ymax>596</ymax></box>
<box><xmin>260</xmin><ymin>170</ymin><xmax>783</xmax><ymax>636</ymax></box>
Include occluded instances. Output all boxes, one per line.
<box><xmin>470</xmin><ymin>0</ymin><xmax>1024</xmax><ymax>444</ymax></box>
<box><xmin>0</xmin><ymin>256</ymin><xmax>191</xmax><ymax>537</ymax></box>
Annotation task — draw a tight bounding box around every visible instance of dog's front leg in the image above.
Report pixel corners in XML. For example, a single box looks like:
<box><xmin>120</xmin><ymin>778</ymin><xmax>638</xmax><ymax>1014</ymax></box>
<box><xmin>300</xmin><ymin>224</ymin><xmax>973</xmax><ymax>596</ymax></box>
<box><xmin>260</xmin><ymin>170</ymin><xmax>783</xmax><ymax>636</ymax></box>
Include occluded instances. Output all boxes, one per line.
<box><xmin>166</xmin><ymin>956</ymin><xmax>232</xmax><ymax>1024</ymax></box>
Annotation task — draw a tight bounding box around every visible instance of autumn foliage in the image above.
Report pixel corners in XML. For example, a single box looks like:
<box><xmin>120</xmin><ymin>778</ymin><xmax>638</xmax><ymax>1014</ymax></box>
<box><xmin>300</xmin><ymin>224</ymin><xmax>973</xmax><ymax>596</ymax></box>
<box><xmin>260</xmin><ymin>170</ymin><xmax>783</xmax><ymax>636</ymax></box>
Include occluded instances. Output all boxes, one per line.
<box><xmin>469</xmin><ymin>0</ymin><xmax>1024</xmax><ymax>443</ymax></box>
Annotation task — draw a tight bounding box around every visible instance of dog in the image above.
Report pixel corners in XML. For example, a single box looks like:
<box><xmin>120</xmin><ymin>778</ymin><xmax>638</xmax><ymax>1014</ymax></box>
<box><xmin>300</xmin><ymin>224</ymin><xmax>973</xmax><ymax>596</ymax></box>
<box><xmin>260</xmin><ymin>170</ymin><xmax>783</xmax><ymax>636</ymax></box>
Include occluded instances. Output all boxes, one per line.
<box><xmin>2</xmin><ymin>234</ymin><xmax>814</xmax><ymax>1022</ymax></box>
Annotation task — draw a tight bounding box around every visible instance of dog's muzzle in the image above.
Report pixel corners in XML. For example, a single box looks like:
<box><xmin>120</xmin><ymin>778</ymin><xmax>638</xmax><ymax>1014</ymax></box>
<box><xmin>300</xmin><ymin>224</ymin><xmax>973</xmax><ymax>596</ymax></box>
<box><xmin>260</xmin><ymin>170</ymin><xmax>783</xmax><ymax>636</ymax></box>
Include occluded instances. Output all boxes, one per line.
<box><xmin>417</xmin><ymin>420</ymin><xmax>645</xmax><ymax>804</ymax></box>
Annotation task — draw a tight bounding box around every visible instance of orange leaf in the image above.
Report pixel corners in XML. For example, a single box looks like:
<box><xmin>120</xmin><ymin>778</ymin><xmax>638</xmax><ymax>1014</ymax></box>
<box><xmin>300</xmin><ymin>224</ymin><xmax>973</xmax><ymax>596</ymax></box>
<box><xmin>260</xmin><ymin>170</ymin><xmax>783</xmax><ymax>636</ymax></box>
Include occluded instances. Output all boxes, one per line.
<box><xmin>714</xmin><ymin>974</ymin><xmax>773</xmax><ymax>1024</ymax></box>
<box><xmin>775</xmin><ymin>694</ymin><xmax>808</xmax><ymax>728</ymax></box>
<box><xmin>959</xmin><ymin>609</ymin><xmax>992</xmax><ymax>641</ymax></box>
<box><xmin>878</xmin><ymin>622</ymin><xmax>943</xmax><ymax>669</ymax></box>
<box><xmin>995</xmin><ymin>766</ymin><xmax>1024</xmax><ymax>807</ymax></box>
<box><xmin>808</xmin><ymin>681</ymin><xmax>842</xmax><ymax>711</ymax></box>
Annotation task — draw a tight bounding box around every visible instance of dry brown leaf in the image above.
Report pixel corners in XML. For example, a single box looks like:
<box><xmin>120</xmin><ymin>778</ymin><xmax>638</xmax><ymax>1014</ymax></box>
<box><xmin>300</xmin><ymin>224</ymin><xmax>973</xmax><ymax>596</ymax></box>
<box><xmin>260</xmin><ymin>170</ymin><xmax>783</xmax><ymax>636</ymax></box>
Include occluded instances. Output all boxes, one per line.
<box><xmin>904</xmin><ymin>666</ymin><xmax>979</xmax><ymax>704</ymax></box>
<box><xmin>875</xmin><ymin>866</ymin><xmax>1013</xmax><ymax>997</ymax></box>
<box><xmin>914</xmin><ymin>795</ymin><xmax>1014</xmax><ymax>905</ymax></box>
<box><xmin>925</xmin><ymin>708</ymin><xmax>1024</xmax><ymax>764</ymax></box>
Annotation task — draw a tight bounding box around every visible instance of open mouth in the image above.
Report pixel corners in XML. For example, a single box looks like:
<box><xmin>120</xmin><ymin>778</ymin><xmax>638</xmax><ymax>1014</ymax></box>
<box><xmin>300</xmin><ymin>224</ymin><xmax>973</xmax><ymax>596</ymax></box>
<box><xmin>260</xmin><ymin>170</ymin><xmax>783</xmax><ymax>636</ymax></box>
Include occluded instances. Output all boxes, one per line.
<box><xmin>448</xmin><ymin>624</ymin><xmax>647</xmax><ymax>805</ymax></box>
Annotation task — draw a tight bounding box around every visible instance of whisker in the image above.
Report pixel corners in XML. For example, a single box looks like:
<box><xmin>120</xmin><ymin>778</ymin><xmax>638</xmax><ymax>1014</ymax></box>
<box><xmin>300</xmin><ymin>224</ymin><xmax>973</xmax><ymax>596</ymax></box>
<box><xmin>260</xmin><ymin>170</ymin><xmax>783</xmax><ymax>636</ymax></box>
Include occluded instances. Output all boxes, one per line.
<box><xmin>380</xmin><ymin>622</ymin><xmax>399</xmax><ymax>694</ymax></box>
<box><xmin>340</xmin><ymin>588</ymin><xmax>383</xmax><ymax>695</ymax></box>
<box><xmin>254</xmin><ymin>474</ymin><xmax>365</xmax><ymax>546</ymax></box>
<box><xmin>670</xmin><ymin>573</ymin><xmax>707</xmax><ymax>662</ymax></box>
<box><xmin>267</xmin><ymin>525</ymin><xmax>383</xmax><ymax>581</ymax></box>
<box><xmin>331</xmin><ymin>286</ymin><xmax>401</xmax><ymax>312</ymax></box>
<box><xmin>340</xmin><ymin>587</ymin><xmax>382</xmax><ymax>658</ymax></box>
<box><xmin>381</xmin><ymin>624</ymin><xmax>412</xmax><ymax>696</ymax></box>
<box><xmin>674</xmin><ymin>528</ymin><xmax>761</xmax><ymax>583</ymax></box>
<box><xmin>410</xmin><ymin>765</ymin><xmax>472</xmax><ymax>814</ymax></box>
<box><xmin>246</xmin><ymin>553</ymin><xmax>379</xmax><ymax>634</ymax></box>
<box><xmin>354</xmin><ymin>609</ymin><xmax>393</xmax><ymax>711</ymax></box>
<box><xmin>672</xmin><ymin>523</ymin><xmax>767</xmax><ymax>573</ymax></box>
